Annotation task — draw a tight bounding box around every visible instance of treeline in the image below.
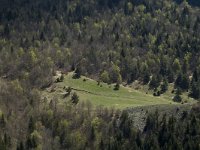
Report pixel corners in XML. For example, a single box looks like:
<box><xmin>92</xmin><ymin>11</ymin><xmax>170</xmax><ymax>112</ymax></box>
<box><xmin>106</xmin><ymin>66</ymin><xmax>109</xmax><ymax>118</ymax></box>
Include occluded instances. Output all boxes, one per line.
<box><xmin>175</xmin><ymin>0</ymin><xmax>200</xmax><ymax>6</ymax></box>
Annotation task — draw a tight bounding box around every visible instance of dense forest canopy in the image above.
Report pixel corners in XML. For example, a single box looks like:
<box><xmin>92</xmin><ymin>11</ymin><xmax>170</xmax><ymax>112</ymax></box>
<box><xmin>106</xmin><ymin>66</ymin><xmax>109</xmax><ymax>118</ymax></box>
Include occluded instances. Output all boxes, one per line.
<box><xmin>0</xmin><ymin>0</ymin><xmax>200</xmax><ymax>98</ymax></box>
<box><xmin>175</xmin><ymin>0</ymin><xmax>200</xmax><ymax>6</ymax></box>
<box><xmin>0</xmin><ymin>0</ymin><xmax>200</xmax><ymax>149</ymax></box>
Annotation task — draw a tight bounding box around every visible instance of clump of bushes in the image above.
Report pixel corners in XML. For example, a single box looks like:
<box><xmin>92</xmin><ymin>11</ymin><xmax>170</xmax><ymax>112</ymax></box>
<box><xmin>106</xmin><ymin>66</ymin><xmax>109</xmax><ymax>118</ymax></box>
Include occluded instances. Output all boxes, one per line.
<box><xmin>173</xmin><ymin>88</ymin><xmax>182</xmax><ymax>102</ymax></box>
<box><xmin>63</xmin><ymin>87</ymin><xmax>72</xmax><ymax>98</ymax></box>
<box><xmin>114</xmin><ymin>83</ymin><xmax>120</xmax><ymax>90</ymax></box>
<box><xmin>71</xmin><ymin>92</ymin><xmax>79</xmax><ymax>104</ymax></box>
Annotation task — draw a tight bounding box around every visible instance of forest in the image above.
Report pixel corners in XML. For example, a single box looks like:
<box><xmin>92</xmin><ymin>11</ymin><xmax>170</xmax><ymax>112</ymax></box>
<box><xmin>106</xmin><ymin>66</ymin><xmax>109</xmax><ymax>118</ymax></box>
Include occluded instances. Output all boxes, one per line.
<box><xmin>0</xmin><ymin>0</ymin><xmax>200</xmax><ymax>149</ymax></box>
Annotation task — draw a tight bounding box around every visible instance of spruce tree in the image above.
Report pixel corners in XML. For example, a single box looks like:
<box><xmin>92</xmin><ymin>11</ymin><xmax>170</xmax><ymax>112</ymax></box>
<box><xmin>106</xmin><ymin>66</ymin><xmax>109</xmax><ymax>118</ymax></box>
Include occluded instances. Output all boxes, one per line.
<box><xmin>173</xmin><ymin>88</ymin><xmax>182</xmax><ymax>102</ymax></box>
<box><xmin>161</xmin><ymin>78</ymin><xmax>168</xmax><ymax>94</ymax></box>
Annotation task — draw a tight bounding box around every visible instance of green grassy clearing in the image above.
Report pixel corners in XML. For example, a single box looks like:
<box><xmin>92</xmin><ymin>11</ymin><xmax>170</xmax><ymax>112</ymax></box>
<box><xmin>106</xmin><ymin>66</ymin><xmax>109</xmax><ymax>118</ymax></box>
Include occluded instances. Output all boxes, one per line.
<box><xmin>41</xmin><ymin>72</ymin><xmax>196</xmax><ymax>109</ymax></box>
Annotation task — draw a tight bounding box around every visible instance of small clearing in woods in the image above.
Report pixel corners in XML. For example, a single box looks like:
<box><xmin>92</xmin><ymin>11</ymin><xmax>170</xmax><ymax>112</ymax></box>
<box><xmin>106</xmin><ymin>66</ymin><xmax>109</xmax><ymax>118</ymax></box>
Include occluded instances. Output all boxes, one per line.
<box><xmin>42</xmin><ymin>72</ymin><xmax>196</xmax><ymax>109</ymax></box>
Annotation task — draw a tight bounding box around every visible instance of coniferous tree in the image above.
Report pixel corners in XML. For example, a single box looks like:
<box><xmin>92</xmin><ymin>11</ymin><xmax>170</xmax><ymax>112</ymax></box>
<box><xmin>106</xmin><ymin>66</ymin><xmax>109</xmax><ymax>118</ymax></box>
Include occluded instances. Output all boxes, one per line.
<box><xmin>181</xmin><ymin>75</ymin><xmax>190</xmax><ymax>90</ymax></box>
<box><xmin>149</xmin><ymin>75</ymin><xmax>160</xmax><ymax>89</ymax></box>
<box><xmin>143</xmin><ymin>71</ymin><xmax>150</xmax><ymax>85</ymax></box>
<box><xmin>71</xmin><ymin>92</ymin><xmax>79</xmax><ymax>104</ymax></box>
<box><xmin>28</xmin><ymin>116</ymin><xmax>35</xmax><ymax>133</ymax></box>
<box><xmin>175</xmin><ymin>72</ymin><xmax>183</xmax><ymax>88</ymax></box>
<box><xmin>114</xmin><ymin>83</ymin><xmax>120</xmax><ymax>90</ymax></box>
<box><xmin>73</xmin><ymin>66</ymin><xmax>82</xmax><ymax>79</ymax></box>
<box><xmin>173</xmin><ymin>88</ymin><xmax>182</xmax><ymax>102</ymax></box>
<box><xmin>161</xmin><ymin>78</ymin><xmax>168</xmax><ymax>94</ymax></box>
<box><xmin>190</xmin><ymin>82</ymin><xmax>200</xmax><ymax>99</ymax></box>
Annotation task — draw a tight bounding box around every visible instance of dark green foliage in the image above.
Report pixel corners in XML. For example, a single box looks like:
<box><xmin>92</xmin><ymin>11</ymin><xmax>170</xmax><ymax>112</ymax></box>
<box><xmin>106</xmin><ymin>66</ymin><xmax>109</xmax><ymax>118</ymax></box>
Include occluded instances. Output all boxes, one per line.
<box><xmin>26</xmin><ymin>136</ymin><xmax>37</xmax><ymax>149</ymax></box>
<box><xmin>173</xmin><ymin>88</ymin><xmax>182</xmax><ymax>102</ymax></box>
<box><xmin>90</xmin><ymin>126</ymin><xmax>95</xmax><ymax>141</ymax></box>
<box><xmin>73</xmin><ymin>67</ymin><xmax>82</xmax><ymax>79</ymax></box>
<box><xmin>144</xmin><ymin>111</ymin><xmax>158</xmax><ymax>132</ymax></box>
<box><xmin>0</xmin><ymin>114</ymin><xmax>6</xmax><ymax>128</ymax></box>
<box><xmin>149</xmin><ymin>75</ymin><xmax>160</xmax><ymax>89</ymax></box>
<box><xmin>28</xmin><ymin>116</ymin><xmax>35</xmax><ymax>133</ymax></box>
<box><xmin>175</xmin><ymin>73</ymin><xmax>190</xmax><ymax>90</ymax></box>
<box><xmin>175</xmin><ymin>73</ymin><xmax>183</xmax><ymax>88</ymax></box>
<box><xmin>0</xmin><ymin>0</ymin><xmax>200</xmax><ymax>149</ymax></box>
<box><xmin>0</xmin><ymin>133</ymin><xmax>11</xmax><ymax>149</ymax></box>
<box><xmin>66</xmin><ymin>86</ymin><xmax>72</xmax><ymax>94</ymax></box>
<box><xmin>193</xmin><ymin>69</ymin><xmax>199</xmax><ymax>82</ymax></box>
<box><xmin>175</xmin><ymin>73</ymin><xmax>190</xmax><ymax>91</ymax></box>
<box><xmin>0</xmin><ymin>0</ymin><xmax>199</xmax><ymax>98</ymax></box>
<box><xmin>71</xmin><ymin>92</ymin><xmax>79</xmax><ymax>104</ymax></box>
<box><xmin>190</xmin><ymin>82</ymin><xmax>200</xmax><ymax>99</ymax></box>
<box><xmin>143</xmin><ymin>71</ymin><xmax>150</xmax><ymax>85</ymax></box>
<box><xmin>120</xmin><ymin>111</ymin><xmax>132</xmax><ymax>138</ymax></box>
<box><xmin>64</xmin><ymin>86</ymin><xmax>72</xmax><ymax>98</ymax></box>
<box><xmin>167</xmin><ymin>69</ymin><xmax>175</xmax><ymax>83</ymax></box>
<box><xmin>17</xmin><ymin>142</ymin><xmax>24</xmax><ymax>150</ymax></box>
<box><xmin>181</xmin><ymin>75</ymin><xmax>190</xmax><ymax>90</ymax></box>
<box><xmin>60</xmin><ymin>74</ymin><xmax>64</xmax><ymax>82</ymax></box>
<box><xmin>189</xmin><ymin>69</ymin><xmax>200</xmax><ymax>99</ymax></box>
<box><xmin>99</xmin><ymin>139</ymin><xmax>104</xmax><ymax>150</ymax></box>
<box><xmin>160</xmin><ymin>78</ymin><xmax>168</xmax><ymax>94</ymax></box>
<box><xmin>0</xmin><ymin>87</ymin><xmax>200</xmax><ymax>149</ymax></box>
<box><xmin>114</xmin><ymin>83</ymin><xmax>120</xmax><ymax>91</ymax></box>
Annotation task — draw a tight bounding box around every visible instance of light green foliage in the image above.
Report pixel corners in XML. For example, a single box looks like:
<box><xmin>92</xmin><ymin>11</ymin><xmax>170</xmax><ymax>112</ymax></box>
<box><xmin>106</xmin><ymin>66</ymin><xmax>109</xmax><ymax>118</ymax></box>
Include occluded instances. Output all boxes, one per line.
<box><xmin>127</xmin><ymin>2</ymin><xmax>133</xmax><ymax>12</ymax></box>
<box><xmin>100</xmin><ymin>71</ymin><xmax>110</xmax><ymax>83</ymax></box>
<box><xmin>92</xmin><ymin>117</ymin><xmax>101</xmax><ymax>130</ymax></box>
<box><xmin>137</xmin><ymin>5</ymin><xmax>146</xmax><ymax>12</ymax></box>
<box><xmin>70</xmin><ymin>131</ymin><xmax>87</xmax><ymax>149</ymax></box>
<box><xmin>17</xmin><ymin>47</ymin><xmax>24</xmax><ymax>57</ymax></box>
<box><xmin>29</xmin><ymin>49</ymin><xmax>38</xmax><ymax>64</ymax></box>
<box><xmin>172</xmin><ymin>58</ymin><xmax>181</xmax><ymax>73</ymax></box>
<box><xmin>0</xmin><ymin>0</ymin><xmax>200</xmax><ymax>149</ymax></box>
<box><xmin>11</xmin><ymin>80</ymin><xmax>23</xmax><ymax>95</ymax></box>
<box><xmin>30</xmin><ymin>130</ymin><xmax>42</xmax><ymax>150</ymax></box>
<box><xmin>148</xmin><ymin>34</ymin><xmax>156</xmax><ymax>49</ymax></box>
<box><xmin>109</xmin><ymin>63</ymin><xmax>122</xmax><ymax>83</ymax></box>
<box><xmin>182</xmin><ymin>54</ymin><xmax>190</xmax><ymax>73</ymax></box>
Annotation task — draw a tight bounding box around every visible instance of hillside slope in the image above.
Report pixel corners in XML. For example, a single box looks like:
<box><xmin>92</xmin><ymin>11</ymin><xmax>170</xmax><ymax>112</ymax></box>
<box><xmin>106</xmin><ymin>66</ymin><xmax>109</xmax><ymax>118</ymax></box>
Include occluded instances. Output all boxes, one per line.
<box><xmin>42</xmin><ymin>72</ymin><xmax>196</xmax><ymax>109</ymax></box>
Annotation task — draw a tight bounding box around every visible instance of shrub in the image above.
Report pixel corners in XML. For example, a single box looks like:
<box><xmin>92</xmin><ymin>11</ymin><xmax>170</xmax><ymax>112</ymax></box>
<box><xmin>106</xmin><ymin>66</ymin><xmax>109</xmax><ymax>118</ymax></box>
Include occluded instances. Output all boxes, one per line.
<box><xmin>64</xmin><ymin>87</ymin><xmax>72</xmax><ymax>98</ymax></box>
<box><xmin>60</xmin><ymin>74</ymin><xmax>64</xmax><ymax>82</ymax></box>
<box><xmin>73</xmin><ymin>67</ymin><xmax>81</xmax><ymax>79</ymax></box>
<box><xmin>71</xmin><ymin>92</ymin><xmax>79</xmax><ymax>104</ymax></box>
<box><xmin>114</xmin><ymin>83</ymin><xmax>120</xmax><ymax>90</ymax></box>
<box><xmin>100</xmin><ymin>71</ymin><xmax>110</xmax><ymax>83</ymax></box>
<box><xmin>173</xmin><ymin>88</ymin><xmax>182</xmax><ymax>102</ymax></box>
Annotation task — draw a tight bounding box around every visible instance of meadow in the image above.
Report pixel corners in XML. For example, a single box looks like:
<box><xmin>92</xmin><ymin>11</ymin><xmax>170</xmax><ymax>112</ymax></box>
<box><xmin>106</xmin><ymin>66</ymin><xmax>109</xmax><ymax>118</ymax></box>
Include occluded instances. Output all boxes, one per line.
<box><xmin>41</xmin><ymin>72</ymin><xmax>191</xmax><ymax>109</ymax></box>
